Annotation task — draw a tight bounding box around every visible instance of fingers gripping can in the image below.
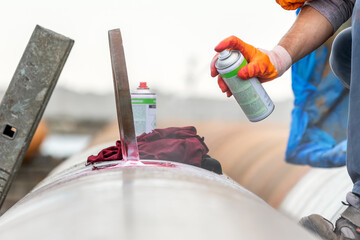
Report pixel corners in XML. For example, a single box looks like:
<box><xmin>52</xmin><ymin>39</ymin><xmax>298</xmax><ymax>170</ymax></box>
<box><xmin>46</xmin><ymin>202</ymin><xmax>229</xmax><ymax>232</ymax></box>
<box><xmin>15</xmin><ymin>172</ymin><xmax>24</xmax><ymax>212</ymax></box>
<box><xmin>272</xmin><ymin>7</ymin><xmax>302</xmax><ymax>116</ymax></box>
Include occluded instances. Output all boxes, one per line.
<box><xmin>215</xmin><ymin>49</ymin><xmax>275</xmax><ymax>122</ymax></box>
<box><xmin>131</xmin><ymin>82</ymin><xmax>156</xmax><ymax>136</ymax></box>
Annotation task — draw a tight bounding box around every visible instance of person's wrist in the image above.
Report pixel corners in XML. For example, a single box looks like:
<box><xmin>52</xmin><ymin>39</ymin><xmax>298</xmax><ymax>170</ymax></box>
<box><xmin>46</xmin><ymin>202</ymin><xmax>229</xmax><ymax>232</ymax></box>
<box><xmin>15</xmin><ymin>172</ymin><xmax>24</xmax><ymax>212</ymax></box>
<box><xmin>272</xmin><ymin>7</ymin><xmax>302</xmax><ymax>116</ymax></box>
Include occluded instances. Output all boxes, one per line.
<box><xmin>260</xmin><ymin>45</ymin><xmax>292</xmax><ymax>77</ymax></box>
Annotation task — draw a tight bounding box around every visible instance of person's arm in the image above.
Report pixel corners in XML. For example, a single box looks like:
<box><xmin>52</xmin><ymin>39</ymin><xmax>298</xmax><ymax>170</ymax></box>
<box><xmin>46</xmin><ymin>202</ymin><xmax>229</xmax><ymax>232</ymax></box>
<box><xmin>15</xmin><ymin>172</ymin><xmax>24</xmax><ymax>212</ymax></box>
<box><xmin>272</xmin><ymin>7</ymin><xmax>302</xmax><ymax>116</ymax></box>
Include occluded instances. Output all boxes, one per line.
<box><xmin>279</xmin><ymin>5</ymin><xmax>333</xmax><ymax>64</ymax></box>
<box><xmin>211</xmin><ymin>5</ymin><xmax>334</xmax><ymax>90</ymax></box>
<box><xmin>211</xmin><ymin>3</ymin><xmax>353</xmax><ymax>96</ymax></box>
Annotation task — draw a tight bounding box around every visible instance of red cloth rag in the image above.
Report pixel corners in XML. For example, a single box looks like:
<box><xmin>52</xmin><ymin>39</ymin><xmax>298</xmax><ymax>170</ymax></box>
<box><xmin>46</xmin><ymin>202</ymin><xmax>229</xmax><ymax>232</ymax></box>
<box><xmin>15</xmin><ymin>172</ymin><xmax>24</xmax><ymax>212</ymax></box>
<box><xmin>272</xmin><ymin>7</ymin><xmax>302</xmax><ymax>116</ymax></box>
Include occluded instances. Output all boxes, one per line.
<box><xmin>87</xmin><ymin>126</ymin><xmax>209</xmax><ymax>167</ymax></box>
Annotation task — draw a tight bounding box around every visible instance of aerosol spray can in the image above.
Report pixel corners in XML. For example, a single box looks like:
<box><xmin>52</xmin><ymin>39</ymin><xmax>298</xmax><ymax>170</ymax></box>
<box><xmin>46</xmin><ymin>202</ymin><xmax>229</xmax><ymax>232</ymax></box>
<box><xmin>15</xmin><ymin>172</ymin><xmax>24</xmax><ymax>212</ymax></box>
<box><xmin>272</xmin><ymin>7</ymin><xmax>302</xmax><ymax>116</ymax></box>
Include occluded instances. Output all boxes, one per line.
<box><xmin>215</xmin><ymin>49</ymin><xmax>274</xmax><ymax>122</ymax></box>
<box><xmin>131</xmin><ymin>82</ymin><xmax>156</xmax><ymax>136</ymax></box>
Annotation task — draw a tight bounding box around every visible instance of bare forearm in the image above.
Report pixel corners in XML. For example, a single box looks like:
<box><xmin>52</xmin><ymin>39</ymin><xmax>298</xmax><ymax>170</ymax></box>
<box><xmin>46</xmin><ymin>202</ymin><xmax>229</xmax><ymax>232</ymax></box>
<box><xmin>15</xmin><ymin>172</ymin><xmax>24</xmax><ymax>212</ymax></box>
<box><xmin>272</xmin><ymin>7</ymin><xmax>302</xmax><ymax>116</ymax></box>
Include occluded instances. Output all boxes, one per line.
<box><xmin>278</xmin><ymin>6</ymin><xmax>334</xmax><ymax>63</ymax></box>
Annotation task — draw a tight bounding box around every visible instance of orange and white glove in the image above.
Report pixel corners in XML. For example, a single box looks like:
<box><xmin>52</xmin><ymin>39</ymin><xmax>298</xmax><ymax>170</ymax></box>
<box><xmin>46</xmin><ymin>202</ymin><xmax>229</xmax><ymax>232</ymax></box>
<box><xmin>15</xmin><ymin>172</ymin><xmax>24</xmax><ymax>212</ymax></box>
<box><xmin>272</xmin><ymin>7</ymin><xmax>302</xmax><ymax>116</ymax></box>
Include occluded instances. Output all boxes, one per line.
<box><xmin>210</xmin><ymin>36</ymin><xmax>292</xmax><ymax>97</ymax></box>
<box><xmin>276</xmin><ymin>0</ymin><xmax>312</xmax><ymax>10</ymax></box>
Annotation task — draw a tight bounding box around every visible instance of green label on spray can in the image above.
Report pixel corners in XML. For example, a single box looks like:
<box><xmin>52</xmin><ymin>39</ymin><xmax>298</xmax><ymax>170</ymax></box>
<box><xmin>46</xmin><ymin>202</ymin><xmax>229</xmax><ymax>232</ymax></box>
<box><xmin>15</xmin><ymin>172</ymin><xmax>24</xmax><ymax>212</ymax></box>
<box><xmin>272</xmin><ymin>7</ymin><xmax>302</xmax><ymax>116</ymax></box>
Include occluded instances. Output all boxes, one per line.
<box><xmin>131</xmin><ymin>96</ymin><xmax>156</xmax><ymax>136</ymax></box>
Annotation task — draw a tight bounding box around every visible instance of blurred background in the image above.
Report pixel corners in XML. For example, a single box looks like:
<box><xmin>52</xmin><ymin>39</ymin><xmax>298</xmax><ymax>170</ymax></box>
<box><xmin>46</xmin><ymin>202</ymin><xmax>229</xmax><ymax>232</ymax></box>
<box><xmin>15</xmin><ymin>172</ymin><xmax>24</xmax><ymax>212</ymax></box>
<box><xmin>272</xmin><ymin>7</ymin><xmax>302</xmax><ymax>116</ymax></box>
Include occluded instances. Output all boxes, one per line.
<box><xmin>0</xmin><ymin>0</ymin><xmax>302</xmax><ymax>214</ymax></box>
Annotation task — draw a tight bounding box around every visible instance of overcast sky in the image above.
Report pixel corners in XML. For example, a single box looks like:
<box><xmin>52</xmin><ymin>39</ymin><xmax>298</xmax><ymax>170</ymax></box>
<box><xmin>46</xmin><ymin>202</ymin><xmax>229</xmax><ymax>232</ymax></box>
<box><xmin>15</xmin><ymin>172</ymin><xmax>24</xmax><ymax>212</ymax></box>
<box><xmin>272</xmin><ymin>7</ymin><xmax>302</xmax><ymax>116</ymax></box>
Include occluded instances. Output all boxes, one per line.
<box><xmin>0</xmin><ymin>0</ymin><xmax>296</xmax><ymax>101</ymax></box>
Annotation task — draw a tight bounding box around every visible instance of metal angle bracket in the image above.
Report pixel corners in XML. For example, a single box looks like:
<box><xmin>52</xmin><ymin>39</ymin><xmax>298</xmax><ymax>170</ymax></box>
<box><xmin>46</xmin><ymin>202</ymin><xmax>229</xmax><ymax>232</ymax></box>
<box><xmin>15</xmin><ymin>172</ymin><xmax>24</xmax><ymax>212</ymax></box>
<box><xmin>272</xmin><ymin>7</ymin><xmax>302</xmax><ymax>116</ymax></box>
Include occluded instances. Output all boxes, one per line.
<box><xmin>108</xmin><ymin>29</ymin><xmax>139</xmax><ymax>161</ymax></box>
<box><xmin>0</xmin><ymin>25</ymin><xmax>74</xmax><ymax>209</ymax></box>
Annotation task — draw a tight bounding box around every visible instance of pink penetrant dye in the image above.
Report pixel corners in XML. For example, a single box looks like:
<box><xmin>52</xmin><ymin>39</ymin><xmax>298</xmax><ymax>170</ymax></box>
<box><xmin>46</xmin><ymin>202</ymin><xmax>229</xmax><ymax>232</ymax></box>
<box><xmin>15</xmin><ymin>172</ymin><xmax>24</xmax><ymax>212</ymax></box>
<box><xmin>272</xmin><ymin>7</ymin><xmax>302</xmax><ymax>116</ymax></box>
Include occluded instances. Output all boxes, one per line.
<box><xmin>91</xmin><ymin>160</ymin><xmax>177</xmax><ymax>171</ymax></box>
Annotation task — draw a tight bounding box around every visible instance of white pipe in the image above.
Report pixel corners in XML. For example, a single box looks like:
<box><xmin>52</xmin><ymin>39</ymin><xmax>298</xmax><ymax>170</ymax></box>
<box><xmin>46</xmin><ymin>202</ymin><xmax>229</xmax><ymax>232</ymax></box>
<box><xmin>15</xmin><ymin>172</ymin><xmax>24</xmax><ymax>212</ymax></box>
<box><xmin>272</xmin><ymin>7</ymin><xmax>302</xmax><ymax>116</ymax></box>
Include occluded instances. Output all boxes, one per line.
<box><xmin>0</xmin><ymin>144</ymin><xmax>316</xmax><ymax>240</ymax></box>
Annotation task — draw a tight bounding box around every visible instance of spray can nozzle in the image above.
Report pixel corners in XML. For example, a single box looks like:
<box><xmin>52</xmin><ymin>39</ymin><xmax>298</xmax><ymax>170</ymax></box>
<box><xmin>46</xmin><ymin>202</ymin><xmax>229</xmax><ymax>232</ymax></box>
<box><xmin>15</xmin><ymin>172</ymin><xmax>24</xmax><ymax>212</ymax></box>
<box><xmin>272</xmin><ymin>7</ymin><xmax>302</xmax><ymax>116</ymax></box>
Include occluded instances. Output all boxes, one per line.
<box><xmin>218</xmin><ymin>49</ymin><xmax>232</xmax><ymax>60</ymax></box>
<box><xmin>138</xmin><ymin>82</ymin><xmax>149</xmax><ymax>89</ymax></box>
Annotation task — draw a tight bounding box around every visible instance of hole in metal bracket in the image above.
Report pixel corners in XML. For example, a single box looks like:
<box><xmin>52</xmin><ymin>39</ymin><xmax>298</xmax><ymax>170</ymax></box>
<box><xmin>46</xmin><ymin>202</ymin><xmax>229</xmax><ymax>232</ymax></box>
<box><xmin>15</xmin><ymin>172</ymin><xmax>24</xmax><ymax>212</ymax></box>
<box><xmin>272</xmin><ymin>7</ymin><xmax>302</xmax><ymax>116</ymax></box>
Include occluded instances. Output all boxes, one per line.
<box><xmin>2</xmin><ymin>124</ymin><xmax>17</xmax><ymax>139</ymax></box>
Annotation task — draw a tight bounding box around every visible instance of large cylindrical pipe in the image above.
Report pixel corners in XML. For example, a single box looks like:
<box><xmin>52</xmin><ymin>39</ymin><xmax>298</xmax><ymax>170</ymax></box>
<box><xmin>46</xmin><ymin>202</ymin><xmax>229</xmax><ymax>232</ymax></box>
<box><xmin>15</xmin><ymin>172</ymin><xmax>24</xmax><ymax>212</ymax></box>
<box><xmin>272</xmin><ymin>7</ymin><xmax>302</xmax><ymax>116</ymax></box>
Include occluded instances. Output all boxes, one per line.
<box><xmin>0</xmin><ymin>144</ymin><xmax>315</xmax><ymax>239</ymax></box>
<box><xmin>279</xmin><ymin>167</ymin><xmax>352</xmax><ymax>222</ymax></box>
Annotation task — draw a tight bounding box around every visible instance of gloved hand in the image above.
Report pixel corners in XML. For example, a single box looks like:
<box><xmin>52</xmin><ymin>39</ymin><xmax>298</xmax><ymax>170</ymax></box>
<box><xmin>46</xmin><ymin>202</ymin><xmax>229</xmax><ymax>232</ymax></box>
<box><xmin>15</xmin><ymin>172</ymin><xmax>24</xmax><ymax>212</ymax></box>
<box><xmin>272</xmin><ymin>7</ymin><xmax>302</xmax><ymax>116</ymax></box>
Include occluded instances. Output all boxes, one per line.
<box><xmin>210</xmin><ymin>36</ymin><xmax>292</xmax><ymax>97</ymax></box>
<box><xmin>276</xmin><ymin>0</ymin><xmax>312</xmax><ymax>10</ymax></box>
